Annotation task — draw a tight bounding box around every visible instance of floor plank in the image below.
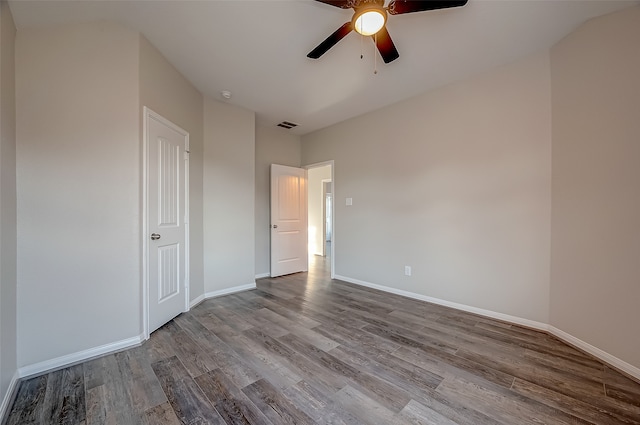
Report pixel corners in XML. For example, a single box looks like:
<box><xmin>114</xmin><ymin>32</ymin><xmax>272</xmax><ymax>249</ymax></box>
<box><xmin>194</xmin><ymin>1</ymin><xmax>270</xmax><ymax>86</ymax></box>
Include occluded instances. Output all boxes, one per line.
<box><xmin>151</xmin><ymin>356</ymin><xmax>225</xmax><ymax>425</ymax></box>
<box><xmin>195</xmin><ymin>369</ymin><xmax>273</xmax><ymax>425</ymax></box>
<box><xmin>5</xmin><ymin>374</ymin><xmax>47</xmax><ymax>425</ymax></box>
<box><xmin>242</xmin><ymin>378</ymin><xmax>316</xmax><ymax>425</ymax></box>
<box><xmin>397</xmin><ymin>399</ymin><xmax>459</xmax><ymax>425</ymax></box>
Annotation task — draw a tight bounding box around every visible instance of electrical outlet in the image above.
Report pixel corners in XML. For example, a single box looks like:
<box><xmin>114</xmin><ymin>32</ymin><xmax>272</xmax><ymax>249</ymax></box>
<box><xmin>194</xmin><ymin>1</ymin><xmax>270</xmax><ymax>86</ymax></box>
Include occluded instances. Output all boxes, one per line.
<box><xmin>404</xmin><ymin>266</ymin><xmax>412</xmax><ymax>276</ymax></box>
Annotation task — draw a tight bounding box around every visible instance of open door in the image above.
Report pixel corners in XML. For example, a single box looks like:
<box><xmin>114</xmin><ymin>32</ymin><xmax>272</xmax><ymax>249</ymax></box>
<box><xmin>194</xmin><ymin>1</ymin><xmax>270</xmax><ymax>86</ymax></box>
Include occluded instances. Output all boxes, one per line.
<box><xmin>270</xmin><ymin>164</ymin><xmax>307</xmax><ymax>277</ymax></box>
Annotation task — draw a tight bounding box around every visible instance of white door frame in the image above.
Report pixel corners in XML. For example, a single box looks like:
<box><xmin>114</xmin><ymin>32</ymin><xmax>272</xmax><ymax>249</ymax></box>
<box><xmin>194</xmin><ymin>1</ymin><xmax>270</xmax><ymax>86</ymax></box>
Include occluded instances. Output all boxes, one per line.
<box><xmin>305</xmin><ymin>160</ymin><xmax>335</xmax><ymax>279</ymax></box>
<box><xmin>142</xmin><ymin>106</ymin><xmax>190</xmax><ymax>340</ymax></box>
<box><xmin>320</xmin><ymin>178</ymin><xmax>331</xmax><ymax>257</ymax></box>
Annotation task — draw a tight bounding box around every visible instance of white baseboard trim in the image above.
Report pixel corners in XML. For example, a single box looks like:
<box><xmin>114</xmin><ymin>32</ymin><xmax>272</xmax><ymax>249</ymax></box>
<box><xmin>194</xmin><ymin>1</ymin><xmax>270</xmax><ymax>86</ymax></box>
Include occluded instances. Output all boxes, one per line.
<box><xmin>192</xmin><ymin>281</ymin><xmax>260</xmax><ymax>308</ymax></box>
<box><xmin>255</xmin><ymin>272</ymin><xmax>270</xmax><ymax>279</ymax></box>
<box><xmin>0</xmin><ymin>370</ymin><xmax>20</xmax><ymax>421</ymax></box>
<box><xmin>12</xmin><ymin>283</ymin><xmax>257</xmax><ymax>387</ymax></box>
<box><xmin>18</xmin><ymin>334</ymin><xmax>144</xmax><ymax>380</ymax></box>
<box><xmin>203</xmin><ymin>282</ymin><xmax>256</xmax><ymax>300</ymax></box>
<box><xmin>334</xmin><ymin>274</ymin><xmax>640</xmax><ymax>382</ymax></box>
<box><xmin>548</xmin><ymin>326</ymin><xmax>640</xmax><ymax>381</ymax></box>
<box><xmin>189</xmin><ymin>293</ymin><xmax>206</xmax><ymax>309</ymax></box>
<box><xmin>333</xmin><ymin>275</ymin><xmax>548</xmax><ymax>331</ymax></box>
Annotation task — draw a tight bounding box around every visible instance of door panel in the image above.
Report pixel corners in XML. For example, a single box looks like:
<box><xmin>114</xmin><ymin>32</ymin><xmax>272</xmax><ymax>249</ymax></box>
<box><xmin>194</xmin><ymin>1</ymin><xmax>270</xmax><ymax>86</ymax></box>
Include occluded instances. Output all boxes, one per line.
<box><xmin>278</xmin><ymin>175</ymin><xmax>302</xmax><ymax>218</ymax></box>
<box><xmin>158</xmin><ymin>137</ymin><xmax>180</xmax><ymax>226</ymax></box>
<box><xmin>147</xmin><ymin>111</ymin><xmax>188</xmax><ymax>334</ymax></box>
<box><xmin>158</xmin><ymin>243</ymin><xmax>180</xmax><ymax>302</ymax></box>
<box><xmin>271</xmin><ymin>164</ymin><xmax>307</xmax><ymax>277</ymax></box>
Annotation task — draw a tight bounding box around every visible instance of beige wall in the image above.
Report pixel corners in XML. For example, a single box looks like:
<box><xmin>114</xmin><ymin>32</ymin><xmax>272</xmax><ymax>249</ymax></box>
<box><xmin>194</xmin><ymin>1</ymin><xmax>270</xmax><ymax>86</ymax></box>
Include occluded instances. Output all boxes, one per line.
<box><xmin>203</xmin><ymin>99</ymin><xmax>256</xmax><ymax>292</ymax></box>
<box><xmin>14</xmin><ymin>19</ymin><xmax>260</xmax><ymax>372</ymax></box>
<box><xmin>139</xmin><ymin>36</ymin><xmax>205</xmax><ymax>303</ymax></box>
<box><xmin>0</xmin><ymin>0</ymin><xmax>17</xmax><ymax>409</ymax></box>
<box><xmin>302</xmin><ymin>52</ymin><xmax>552</xmax><ymax>323</ymax></box>
<box><xmin>16</xmin><ymin>22</ymin><xmax>141</xmax><ymax>367</ymax></box>
<box><xmin>550</xmin><ymin>8</ymin><xmax>640</xmax><ymax>368</ymax></box>
<box><xmin>307</xmin><ymin>164</ymin><xmax>331</xmax><ymax>257</ymax></box>
<box><xmin>254</xmin><ymin>125</ymin><xmax>301</xmax><ymax>276</ymax></box>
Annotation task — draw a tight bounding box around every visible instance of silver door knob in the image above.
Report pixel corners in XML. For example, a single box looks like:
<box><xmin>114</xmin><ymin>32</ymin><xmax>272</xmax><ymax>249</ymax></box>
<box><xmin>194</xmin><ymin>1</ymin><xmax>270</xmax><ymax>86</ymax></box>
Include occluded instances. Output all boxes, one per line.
<box><xmin>151</xmin><ymin>233</ymin><xmax>161</xmax><ymax>240</ymax></box>
<box><xmin>272</xmin><ymin>225</ymin><xmax>278</xmax><ymax>229</ymax></box>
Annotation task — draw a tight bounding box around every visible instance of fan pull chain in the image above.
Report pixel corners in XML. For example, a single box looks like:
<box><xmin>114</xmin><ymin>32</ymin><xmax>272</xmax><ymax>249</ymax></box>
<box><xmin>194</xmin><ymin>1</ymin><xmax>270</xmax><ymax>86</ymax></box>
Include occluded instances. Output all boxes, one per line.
<box><xmin>360</xmin><ymin>34</ymin><xmax>364</xmax><ymax>59</ymax></box>
<box><xmin>374</xmin><ymin>33</ymin><xmax>378</xmax><ymax>75</ymax></box>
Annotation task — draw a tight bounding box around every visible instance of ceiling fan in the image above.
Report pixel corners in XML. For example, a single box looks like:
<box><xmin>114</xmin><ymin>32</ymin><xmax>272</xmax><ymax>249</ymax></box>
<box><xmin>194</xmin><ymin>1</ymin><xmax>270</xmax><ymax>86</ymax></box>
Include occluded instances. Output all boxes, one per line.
<box><xmin>308</xmin><ymin>0</ymin><xmax>468</xmax><ymax>64</ymax></box>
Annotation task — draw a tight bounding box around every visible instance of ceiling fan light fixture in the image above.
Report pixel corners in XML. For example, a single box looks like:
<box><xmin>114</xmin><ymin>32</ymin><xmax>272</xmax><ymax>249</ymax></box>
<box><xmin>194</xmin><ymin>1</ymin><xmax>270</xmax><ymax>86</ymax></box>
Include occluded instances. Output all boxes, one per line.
<box><xmin>353</xmin><ymin>9</ymin><xmax>386</xmax><ymax>36</ymax></box>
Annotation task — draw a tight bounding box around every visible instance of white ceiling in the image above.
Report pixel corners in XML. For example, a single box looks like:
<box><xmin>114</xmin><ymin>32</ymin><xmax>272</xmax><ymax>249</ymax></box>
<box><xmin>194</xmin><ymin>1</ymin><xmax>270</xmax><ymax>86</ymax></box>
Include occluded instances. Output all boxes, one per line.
<box><xmin>8</xmin><ymin>0</ymin><xmax>638</xmax><ymax>135</ymax></box>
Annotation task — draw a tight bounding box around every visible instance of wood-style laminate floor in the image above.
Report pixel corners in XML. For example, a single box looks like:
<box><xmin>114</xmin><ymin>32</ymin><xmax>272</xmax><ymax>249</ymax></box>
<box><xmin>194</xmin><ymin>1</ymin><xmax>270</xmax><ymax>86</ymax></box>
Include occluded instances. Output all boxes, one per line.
<box><xmin>5</xmin><ymin>256</ymin><xmax>640</xmax><ymax>424</ymax></box>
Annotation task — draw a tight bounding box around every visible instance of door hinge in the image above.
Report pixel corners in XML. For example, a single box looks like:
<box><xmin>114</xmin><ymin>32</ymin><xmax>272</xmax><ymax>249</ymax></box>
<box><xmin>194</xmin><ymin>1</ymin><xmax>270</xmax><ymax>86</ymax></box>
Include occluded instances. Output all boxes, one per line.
<box><xmin>183</xmin><ymin>150</ymin><xmax>190</xmax><ymax>160</ymax></box>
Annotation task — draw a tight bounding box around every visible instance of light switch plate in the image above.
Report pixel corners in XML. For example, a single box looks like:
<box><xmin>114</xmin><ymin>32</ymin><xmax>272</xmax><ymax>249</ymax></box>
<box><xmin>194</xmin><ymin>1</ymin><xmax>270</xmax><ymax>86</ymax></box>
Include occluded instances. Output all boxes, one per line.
<box><xmin>346</xmin><ymin>197</ymin><xmax>353</xmax><ymax>206</ymax></box>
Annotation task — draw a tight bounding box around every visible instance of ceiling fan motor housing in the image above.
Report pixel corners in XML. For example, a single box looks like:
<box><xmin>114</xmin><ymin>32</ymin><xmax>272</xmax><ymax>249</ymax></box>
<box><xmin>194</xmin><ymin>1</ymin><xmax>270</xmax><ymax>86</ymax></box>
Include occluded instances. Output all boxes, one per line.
<box><xmin>354</xmin><ymin>0</ymin><xmax>385</xmax><ymax>9</ymax></box>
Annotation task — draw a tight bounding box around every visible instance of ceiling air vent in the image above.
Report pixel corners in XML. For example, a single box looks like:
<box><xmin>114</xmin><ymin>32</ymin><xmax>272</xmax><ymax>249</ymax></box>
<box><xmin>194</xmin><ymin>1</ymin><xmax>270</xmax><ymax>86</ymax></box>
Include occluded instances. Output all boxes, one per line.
<box><xmin>277</xmin><ymin>121</ymin><xmax>298</xmax><ymax>129</ymax></box>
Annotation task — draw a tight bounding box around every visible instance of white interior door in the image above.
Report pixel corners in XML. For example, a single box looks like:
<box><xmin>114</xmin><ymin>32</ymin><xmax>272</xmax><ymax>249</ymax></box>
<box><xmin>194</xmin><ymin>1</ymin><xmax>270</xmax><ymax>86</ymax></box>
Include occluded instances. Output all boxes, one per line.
<box><xmin>271</xmin><ymin>164</ymin><xmax>307</xmax><ymax>277</ymax></box>
<box><xmin>146</xmin><ymin>109</ymin><xmax>189</xmax><ymax>335</ymax></box>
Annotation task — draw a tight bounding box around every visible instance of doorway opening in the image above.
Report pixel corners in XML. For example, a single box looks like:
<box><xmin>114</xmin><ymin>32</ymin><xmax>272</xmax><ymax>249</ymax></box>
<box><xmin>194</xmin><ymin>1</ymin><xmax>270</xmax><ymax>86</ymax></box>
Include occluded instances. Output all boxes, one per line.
<box><xmin>305</xmin><ymin>161</ymin><xmax>334</xmax><ymax>279</ymax></box>
<box><xmin>324</xmin><ymin>185</ymin><xmax>332</xmax><ymax>260</ymax></box>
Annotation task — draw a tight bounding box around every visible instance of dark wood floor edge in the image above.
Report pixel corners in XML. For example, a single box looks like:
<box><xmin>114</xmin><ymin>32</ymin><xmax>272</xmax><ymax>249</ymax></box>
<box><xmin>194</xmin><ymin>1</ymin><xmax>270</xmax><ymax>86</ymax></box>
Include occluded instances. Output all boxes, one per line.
<box><xmin>0</xmin><ymin>372</ymin><xmax>21</xmax><ymax>425</ymax></box>
<box><xmin>0</xmin><ymin>338</ymin><xmax>147</xmax><ymax>424</ymax></box>
<box><xmin>546</xmin><ymin>326</ymin><xmax>640</xmax><ymax>385</ymax></box>
<box><xmin>333</xmin><ymin>275</ymin><xmax>640</xmax><ymax>385</ymax></box>
<box><xmin>0</xmin><ymin>285</ymin><xmax>259</xmax><ymax>417</ymax></box>
<box><xmin>15</xmin><ymin>337</ymin><xmax>145</xmax><ymax>388</ymax></box>
<box><xmin>3</xmin><ymin>285</ymin><xmax>260</xmax><ymax>412</ymax></box>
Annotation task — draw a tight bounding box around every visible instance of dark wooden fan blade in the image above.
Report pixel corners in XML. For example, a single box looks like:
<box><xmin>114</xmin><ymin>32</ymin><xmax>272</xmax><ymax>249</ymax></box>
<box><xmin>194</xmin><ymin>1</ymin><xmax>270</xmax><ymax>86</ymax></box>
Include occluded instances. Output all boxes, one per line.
<box><xmin>374</xmin><ymin>26</ymin><xmax>399</xmax><ymax>63</ymax></box>
<box><xmin>387</xmin><ymin>0</ymin><xmax>468</xmax><ymax>15</ymax></box>
<box><xmin>314</xmin><ymin>0</ymin><xmax>353</xmax><ymax>8</ymax></box>
<box><xmin>307</xmin><ymin>22</ymin><xmax>353</xmax><ymax>59</ymax></box>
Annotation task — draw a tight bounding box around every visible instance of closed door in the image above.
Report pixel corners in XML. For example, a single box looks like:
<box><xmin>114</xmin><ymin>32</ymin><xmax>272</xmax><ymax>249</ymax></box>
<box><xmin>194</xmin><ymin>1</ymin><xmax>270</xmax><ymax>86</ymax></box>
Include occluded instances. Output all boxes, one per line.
<box><xmin>270</xmin><ymin>164</ymin><xmax>307</xmax><ymax>277</ymax></box>
<box><xmin>146</xmin><ymin>108</ymin><xmax>189</xmax><ymax>335</ymax></box>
